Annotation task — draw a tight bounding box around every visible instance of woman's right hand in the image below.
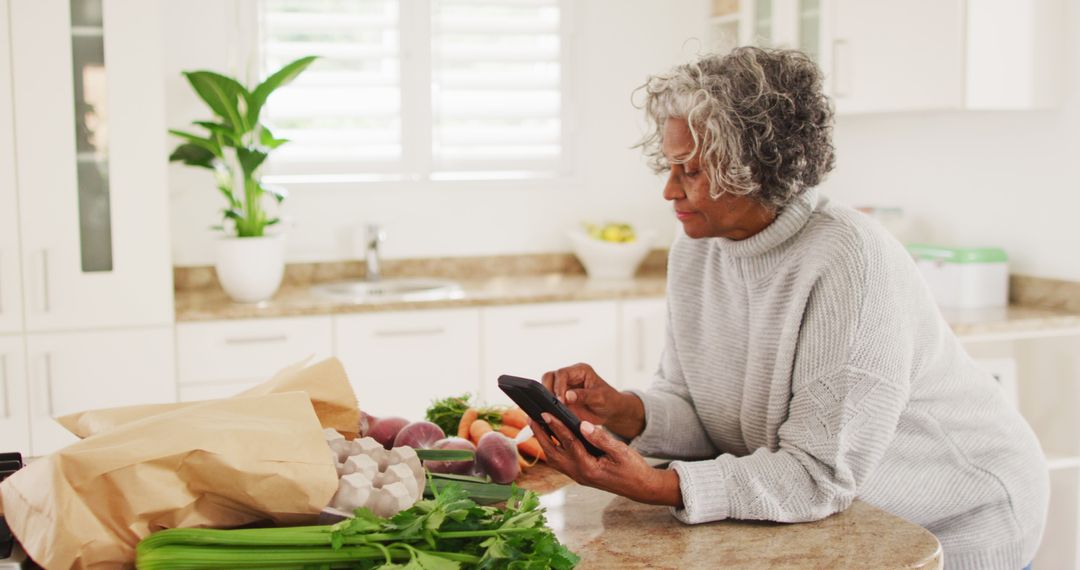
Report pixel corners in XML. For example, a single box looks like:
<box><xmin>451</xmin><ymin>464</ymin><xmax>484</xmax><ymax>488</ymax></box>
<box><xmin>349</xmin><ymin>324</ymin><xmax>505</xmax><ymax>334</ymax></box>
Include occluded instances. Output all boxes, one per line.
<box><xmin>542</xmin><ymin>363</ymin><xmax>646</xmax><ymax>440</ymax></box>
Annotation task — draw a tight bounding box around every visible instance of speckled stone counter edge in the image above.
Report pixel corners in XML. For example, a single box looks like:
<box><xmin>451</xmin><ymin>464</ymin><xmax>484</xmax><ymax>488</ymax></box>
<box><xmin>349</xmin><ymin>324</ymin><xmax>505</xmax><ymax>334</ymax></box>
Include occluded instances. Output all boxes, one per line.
<box><xmin>174</xmin><ymin>250</ymin><xmax>669</xmax><ymax>292</ymax></box>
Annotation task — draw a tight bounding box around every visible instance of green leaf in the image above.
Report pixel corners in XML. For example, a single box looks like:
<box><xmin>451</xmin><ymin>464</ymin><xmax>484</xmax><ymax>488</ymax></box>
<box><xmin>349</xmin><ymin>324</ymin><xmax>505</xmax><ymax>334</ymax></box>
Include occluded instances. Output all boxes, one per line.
<box><xmin>168</xmin><ymin>143</ymin><xmax>216</xmax><ymax>169</ymax></box>
<box><xmin>168</xmin><ymin>129</ymin><xmax>223</xmax><ymax>157</ymax></box>
<box><xmin>416</xmin><ymin>449</ymin><xmax>475</xmax><ymax>462</ymax></box>
<box><xmin>222</xmin><ymin>208</ymin><xmax>243</xmax><ymax>221</ymax></box>
<box><xmin>249</xmin><ymin>55</ymin><xmax>318</xmax><ymax>125</ymax></box>
<box><xmin>195</xmin><ymin>121</ymin><xmax>241</xmax><ymax>146</ymax></box>
<box><xmin>183</xmin><ymin>70</ymin><xmax>251</xmax><ymax>133</ymax></box>
<box><xmin>264</xmin><ymin>183</ymin><xmax>288</xmax><ymax>204</ymax></box>
<box><xmin>217</xmin><ymin>185</ymin><xmax>240</xmax><ymax>209</ymax></box>
<box><xmin>236</xmin><ymin>147</ymin><xmax>269</xmax><ymax>178</ymax></box>
<box><xmin>260</xmin><ymin>126</ymin><xmax>290</xmax><ymax>149</ymax></box>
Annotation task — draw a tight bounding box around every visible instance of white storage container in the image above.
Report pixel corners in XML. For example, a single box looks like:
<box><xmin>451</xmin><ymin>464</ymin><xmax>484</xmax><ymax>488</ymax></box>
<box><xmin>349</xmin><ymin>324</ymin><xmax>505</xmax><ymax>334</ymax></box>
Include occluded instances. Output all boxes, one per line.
<box><xmin>908</xmin><ymin>244</ymin><xmax>1009</xmax><ymax>309</ymax></box>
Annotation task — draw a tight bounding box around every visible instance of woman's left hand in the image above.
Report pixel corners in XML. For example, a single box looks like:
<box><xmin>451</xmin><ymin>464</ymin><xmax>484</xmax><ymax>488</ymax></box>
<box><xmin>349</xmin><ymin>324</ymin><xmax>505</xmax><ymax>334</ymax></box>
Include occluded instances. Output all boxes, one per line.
<box><xmin>530</xmin><ymin>414</ymin><xmax>683</xmax><ymax>508</ymax></box>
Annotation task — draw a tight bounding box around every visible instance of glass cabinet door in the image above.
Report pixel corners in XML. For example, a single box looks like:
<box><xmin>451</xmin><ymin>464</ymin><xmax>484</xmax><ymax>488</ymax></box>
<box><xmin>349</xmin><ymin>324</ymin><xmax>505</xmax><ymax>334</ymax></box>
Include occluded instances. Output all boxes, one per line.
<box><xmin>10</xmin><ymin>0</ymin><xmax>173</xmax><ymax>332</ymax></box>
<box><xmin>70</xmin><ymin>0</ymin><xmax>114</xmax><ymax>273</ymax></box>
<box><xmin>707</xmin><ymin>0</ymin><xmax>742</xmax><ymax>54</ymax></box>
<box><xmin>752</xmin><ymin>0</ymin><xmax>773</xmax><ymax>47</ymax></box>
<box><xmin>797</xmin><ymin>0</ymin><xmax>821</xmax><ymax>61</ymax></box>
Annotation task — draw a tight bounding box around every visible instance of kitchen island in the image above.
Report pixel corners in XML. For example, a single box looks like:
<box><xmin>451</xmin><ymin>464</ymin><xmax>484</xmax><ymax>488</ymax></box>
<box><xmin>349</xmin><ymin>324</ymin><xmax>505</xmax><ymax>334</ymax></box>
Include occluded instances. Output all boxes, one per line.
<box><xmin>517</xmin><ymin>464</ymin><xmax>943</xmax><ymax>570</ymax></box>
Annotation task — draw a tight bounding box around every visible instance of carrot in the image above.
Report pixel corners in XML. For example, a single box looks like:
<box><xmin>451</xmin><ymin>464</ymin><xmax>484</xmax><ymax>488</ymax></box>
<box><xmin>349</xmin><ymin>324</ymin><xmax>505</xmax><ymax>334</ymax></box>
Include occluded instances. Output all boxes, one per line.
<box><xmin>501</xmin><ymin>407</ymin><xmax>529</xmax><ymax>429</ymax></box>
<box><xmin>457</xmin><ymin>408</ymin><xmax>478</xmax><ymax>440</ymax></box>
<box><xmin>518</xmin><ymin>453</ymin><xmax>530</xmax><ymax>471</ymax></box>
<box><xmin>469</xmin><ymin>419</ymin><xmax>494</xmax><ymax>443</ymax></box>
<box><xmin>517</xmin><ymin>437</ymin><xmax>546</xmax><ymax>462</ymax></box>
<box><xmin>498</xmin><ymin>424</ymin><xmax>521</xmax><ymax>438</ymax></box>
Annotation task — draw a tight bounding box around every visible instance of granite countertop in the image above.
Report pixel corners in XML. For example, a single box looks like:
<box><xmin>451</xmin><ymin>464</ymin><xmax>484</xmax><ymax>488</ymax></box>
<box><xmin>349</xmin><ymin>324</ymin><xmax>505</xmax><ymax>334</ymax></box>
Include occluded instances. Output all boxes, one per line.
<box><xmin>516</xmin><ymin>464</ymin><xmax>942</xmax><ymax>570</ymax></box>
<box><xmin>174</xmin><ymin>256</ymin><xmax>1080</xmax><ymax>339</ymax></box>
<box><xmin>175</xmin><ymin>271</ymin><xmax>1080</xmax><ymax>341</ymax></box>
<box><xmin>175</xmin><ymin>273</ymin><xmax>668</xmax><ymax>321</ymax></box>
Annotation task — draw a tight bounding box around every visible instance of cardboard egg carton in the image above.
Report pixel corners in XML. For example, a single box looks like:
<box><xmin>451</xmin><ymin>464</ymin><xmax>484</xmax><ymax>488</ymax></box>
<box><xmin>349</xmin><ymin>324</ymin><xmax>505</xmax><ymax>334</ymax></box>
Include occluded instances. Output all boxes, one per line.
<box><xmin>323</xmin><ymin>429</ymin><xmax>426</xmax><ymax>519</ymax></box>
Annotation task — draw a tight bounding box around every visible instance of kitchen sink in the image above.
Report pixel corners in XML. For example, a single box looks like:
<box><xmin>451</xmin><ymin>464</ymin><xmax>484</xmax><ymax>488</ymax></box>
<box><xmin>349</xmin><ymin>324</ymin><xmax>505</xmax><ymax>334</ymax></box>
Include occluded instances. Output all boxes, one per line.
<box><xmin>312</xmin><ymin>278</ymin><xmax>465</xmax><ymax>303</ymax></box>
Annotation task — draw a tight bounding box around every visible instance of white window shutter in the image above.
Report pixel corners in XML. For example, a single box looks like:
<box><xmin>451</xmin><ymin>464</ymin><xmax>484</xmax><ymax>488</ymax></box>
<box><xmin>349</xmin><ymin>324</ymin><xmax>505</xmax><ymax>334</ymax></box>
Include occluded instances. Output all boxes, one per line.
<box><xmin>259</xmin><ymin>0</ymin><xmax>565</xmax><ymax>181</ymax></box>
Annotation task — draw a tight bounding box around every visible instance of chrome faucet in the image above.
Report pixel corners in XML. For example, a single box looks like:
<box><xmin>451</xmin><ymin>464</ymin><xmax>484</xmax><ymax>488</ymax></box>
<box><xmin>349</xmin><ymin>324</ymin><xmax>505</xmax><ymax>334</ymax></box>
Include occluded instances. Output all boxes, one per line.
<box><xmin>365</xmin><ymin>224</ymin><xmax>386</xmax><ymax>282</ymax></box>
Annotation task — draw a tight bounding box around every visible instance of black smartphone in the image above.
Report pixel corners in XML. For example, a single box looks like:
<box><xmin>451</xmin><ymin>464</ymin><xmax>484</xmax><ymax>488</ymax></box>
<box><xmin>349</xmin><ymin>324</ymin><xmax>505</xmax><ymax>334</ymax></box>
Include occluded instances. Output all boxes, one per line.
<box><xmin>497</xmin><ymin>374</ymin><xmax>605</xmax><ymax>457</ymax></box>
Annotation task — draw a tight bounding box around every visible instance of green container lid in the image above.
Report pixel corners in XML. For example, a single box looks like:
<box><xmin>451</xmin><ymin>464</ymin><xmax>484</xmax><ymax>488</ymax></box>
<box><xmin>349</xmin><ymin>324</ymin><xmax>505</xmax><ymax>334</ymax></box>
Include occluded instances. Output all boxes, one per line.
<box><xmin>906</xmin><ymin>244</ymin><xmax>1008</xmax><ymax>264</ymax></box>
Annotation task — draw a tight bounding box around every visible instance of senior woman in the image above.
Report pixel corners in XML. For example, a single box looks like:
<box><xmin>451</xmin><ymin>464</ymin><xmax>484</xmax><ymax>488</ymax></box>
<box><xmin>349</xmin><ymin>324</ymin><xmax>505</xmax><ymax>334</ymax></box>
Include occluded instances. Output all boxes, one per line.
<box><xmin>529</xmin><ymin>47</ymin><xmax>1048</xmax><ymax>570</ymax></box>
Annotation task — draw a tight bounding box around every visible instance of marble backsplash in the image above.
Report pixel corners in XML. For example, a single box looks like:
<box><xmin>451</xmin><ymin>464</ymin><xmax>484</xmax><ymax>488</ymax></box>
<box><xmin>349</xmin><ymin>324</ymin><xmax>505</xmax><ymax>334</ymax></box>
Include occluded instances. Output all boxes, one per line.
<box><xmin>1010</xmin><ymin>274</ymin><xmax>1080</xmax><ymax>314</ymax></box>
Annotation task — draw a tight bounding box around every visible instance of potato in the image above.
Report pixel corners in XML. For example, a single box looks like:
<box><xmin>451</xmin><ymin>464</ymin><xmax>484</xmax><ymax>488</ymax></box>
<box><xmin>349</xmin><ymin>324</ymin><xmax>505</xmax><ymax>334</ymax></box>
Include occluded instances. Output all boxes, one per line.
<box><xmin>476</xmin><ymin>432</ymin><xmax>520</xmax><ymax>484</ymax></box>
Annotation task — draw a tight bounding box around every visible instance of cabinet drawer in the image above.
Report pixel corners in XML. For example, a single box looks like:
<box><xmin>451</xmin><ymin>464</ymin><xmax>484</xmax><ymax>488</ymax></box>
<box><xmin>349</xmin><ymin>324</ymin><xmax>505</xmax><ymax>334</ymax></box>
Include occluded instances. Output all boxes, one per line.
<box><xmin>618</xmin><ymin>298</ymin><xmax>667</xmax><ymax>391</ymax></box>
<box><xmin>481</xmin><ymin>301</ymin><xmax>618</xmax><ymax>405</ymax></box>
<box><xmin>177</xmin><ymin>317</ymin><xmax>333</xmax><ymax>384</ymax></box>
<box><xmin>336</xmin><ymin>308</ymin><xmax>480</xmax><ymax>421</ymax></box>
<box><xmin>27</xmin><ymin>326</ymin><xmax>175</xmax><ymax>456</ymax></box>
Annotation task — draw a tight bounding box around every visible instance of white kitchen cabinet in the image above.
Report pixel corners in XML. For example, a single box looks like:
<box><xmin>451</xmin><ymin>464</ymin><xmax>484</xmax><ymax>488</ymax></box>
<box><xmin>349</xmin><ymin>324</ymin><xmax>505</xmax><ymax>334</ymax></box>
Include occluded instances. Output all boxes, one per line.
<box><xmin>0</xmin><ymin>334</ymin><xmax>29</xmax><ymax>455</ymax></box>
<box><xmin>0</xmin><ymin>0</ymin><xmax>22</xmax><ymax>336</ymax></box>
<box><xmin>176</xmin><ymin>317</ymin><xmax>334</xmax><ymax>386</ymax></box>
<box><xmin>617</xmin><ymin>298</ymin><xmax>667</xmax><ymax>392</ymax></box>
<box><xmin>480</xmin><ymin>301</ymin><xmax>618</xmax><ymax>406</ymax></box>
<box><xmin>9</xmin><ymin>0</ymin><xmax>173</xmax><ymax>332</ymax></box>
<box><xmin>829</xmin><ymin>0</ymin><xmax>1063</xmax><ymax>113</ymax></box>
<box><xmin>708</xmin><ymin>0</ymin><xmax>1064</xmax><ymax>114</ymax></box>
<box><xmin>25</xmin><ymin>326</ymin><xmax>175</xmax><ymax>456</ymax></box>
<box><xmin>829</xmin><ymin>0</ymin><xmax>964</xmax><ymax>114</ymax></box>
<box><xmin>335</xmin><ymin>308</ymin><xmax>481</xmax><ymax>421</ymax></box>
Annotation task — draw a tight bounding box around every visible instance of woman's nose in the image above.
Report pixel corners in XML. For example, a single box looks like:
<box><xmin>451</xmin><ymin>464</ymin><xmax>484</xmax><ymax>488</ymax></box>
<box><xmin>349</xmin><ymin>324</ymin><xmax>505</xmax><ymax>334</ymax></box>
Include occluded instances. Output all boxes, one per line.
<box><xmin>663</xmin><ymin>173</ymin><xmax>684</xmax><ymax>201</ymax></box>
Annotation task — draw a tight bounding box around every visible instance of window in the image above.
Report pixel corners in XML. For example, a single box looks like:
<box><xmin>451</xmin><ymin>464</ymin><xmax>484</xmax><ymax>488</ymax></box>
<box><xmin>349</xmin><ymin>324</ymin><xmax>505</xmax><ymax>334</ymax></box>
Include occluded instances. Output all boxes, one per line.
<box><xmin>259</xmin><ymin>0</ymin><xmax>568</xmax><ymax>183</ymax></box>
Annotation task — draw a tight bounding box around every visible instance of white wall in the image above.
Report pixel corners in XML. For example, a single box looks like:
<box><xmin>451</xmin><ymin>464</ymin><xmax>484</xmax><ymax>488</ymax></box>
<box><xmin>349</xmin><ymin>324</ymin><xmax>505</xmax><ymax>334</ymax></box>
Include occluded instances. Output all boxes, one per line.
<box><xmin>165</xmin><ymin>0</ymin><xmax>708</xmax><ymax>266</ymax></box>
<box><xmin>823</xmin><ymin>4</ymin><xmax>1080</xmax><ymax>282</ymax></box>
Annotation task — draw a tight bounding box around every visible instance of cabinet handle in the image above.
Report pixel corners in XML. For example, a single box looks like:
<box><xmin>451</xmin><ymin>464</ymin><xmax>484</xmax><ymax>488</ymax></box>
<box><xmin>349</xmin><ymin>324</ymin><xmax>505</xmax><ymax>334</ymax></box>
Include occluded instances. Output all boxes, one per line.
<box><xmin>40</xmin><ymin>250</ymin><xmax>51</xmax><ymax>313</ymax></box>
<box><xmin>1</xmin><ymin>354</ymin><xmax>9</xmax><ymax>419</ymax></box>
<box><xmin>831</xmin><ymin>38</ymin><xmax>850</xmax><ymax>97</ymax></box>
<box><xmin>224</xmin><ymin>335</ymin><xmax>288</xmax><ymax>345</ymax></box>
<box><xmin>42</xmin><ymin>352</ymin><xmax>55</xmax><ymax>417</ymax></box>
<box><xmin>374</xmin><ymin>327</ymin><xmax>445</xmax><ymax>337</ymax></box>
<box><xmin>635</xmin><ymin>318</ymin><xmax>646</xmax><ymax>372</ymax></box>
<box><xmin>523</xmin><ymin>318</ymin><xmax>579</xmax><ymax>328</ymax></box>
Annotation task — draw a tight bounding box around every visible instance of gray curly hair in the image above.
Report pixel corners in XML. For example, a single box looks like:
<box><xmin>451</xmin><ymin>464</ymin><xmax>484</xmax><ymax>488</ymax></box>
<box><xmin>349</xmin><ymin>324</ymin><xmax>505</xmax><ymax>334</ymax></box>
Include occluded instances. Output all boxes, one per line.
<box><xmin>634</xmin><ymin>47</ymin><xmax>835</xmax><ymax>210</ymax></box>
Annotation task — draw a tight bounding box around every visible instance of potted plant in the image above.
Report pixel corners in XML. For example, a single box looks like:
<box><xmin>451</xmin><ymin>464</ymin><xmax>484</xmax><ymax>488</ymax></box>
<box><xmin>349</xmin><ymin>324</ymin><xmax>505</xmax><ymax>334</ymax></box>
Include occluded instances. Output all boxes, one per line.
<box><xmin>168</xmin><ymin>56</ymin><xmax>317</xmax><ymax>303</ymax></box>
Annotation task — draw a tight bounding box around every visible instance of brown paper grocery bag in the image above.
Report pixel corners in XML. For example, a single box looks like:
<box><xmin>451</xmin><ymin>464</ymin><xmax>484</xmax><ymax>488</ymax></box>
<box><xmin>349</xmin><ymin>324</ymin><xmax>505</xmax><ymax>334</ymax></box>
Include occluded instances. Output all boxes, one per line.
<box><xmin>0</xmin><ymin>391</ymin><xmax>339</xmax><ymax>569</ymax></box>
<box><xmin>58</xmin><ymin>357</ymin><xmax>360</xmax><ymax>439</ymax></box>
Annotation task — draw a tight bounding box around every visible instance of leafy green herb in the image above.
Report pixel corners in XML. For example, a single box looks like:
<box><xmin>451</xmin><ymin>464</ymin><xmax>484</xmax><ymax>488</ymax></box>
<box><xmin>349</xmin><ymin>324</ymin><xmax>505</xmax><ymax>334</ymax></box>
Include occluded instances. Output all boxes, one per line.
<box><xmin>425</xmin><ymin>394</ymin><xmax>504</xmax><ymax>436</ymax></box>
<box><xmin>135</xmin><ymin>479</ymin><xmax>578</xmax><ymax>569</ymax></box>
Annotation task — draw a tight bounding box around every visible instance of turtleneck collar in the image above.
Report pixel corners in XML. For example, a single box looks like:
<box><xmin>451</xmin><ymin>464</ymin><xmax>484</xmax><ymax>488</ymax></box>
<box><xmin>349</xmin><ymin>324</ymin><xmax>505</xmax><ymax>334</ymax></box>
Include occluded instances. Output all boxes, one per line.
<box><xmin>714</xmin><ymin>188</ymin><xmax>819</xmax><ymax>258</ymax></box>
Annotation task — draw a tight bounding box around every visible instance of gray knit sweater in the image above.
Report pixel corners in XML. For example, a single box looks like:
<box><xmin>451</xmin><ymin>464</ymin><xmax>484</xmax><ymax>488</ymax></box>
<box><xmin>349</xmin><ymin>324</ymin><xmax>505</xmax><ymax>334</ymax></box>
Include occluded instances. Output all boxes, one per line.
<box><xmin>629</xmin><ymin>188</ymin><xmax>1048</xmax><ymax>570</ymax></box>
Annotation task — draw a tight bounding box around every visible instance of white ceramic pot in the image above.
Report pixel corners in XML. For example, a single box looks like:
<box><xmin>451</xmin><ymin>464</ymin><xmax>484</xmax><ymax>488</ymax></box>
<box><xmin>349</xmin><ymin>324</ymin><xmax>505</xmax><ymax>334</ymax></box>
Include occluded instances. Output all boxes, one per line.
<box><xmin>214</xmin><ymin>235</ymin><xmax>285</xmax><ymax>303</ymax></box>
<box><xmin>567</xmin><ymin>228</ymin><xmax>656</xmax><ymax>280</ymax></box>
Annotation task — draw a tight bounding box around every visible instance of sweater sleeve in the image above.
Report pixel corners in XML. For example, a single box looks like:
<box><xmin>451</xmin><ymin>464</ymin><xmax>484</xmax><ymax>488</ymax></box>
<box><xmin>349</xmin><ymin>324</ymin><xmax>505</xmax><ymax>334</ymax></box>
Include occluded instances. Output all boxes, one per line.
<box><xmin>668</xmin><ymin>238</ymin><xmax>915</xmax><ymax>524</ymax></box>
<box><xmin>627</xmin><ymin>301</ymin><xmax>719</xmax><ymax>460</ymax></box>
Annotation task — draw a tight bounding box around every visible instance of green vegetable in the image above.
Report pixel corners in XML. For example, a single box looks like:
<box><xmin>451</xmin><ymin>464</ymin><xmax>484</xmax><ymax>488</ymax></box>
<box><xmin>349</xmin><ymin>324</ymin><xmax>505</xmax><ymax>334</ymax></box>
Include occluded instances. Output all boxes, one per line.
<box><xmin>426</xmin><ymin>394</ymin><xmax>504</xmax><ymax>436</ymax></box>
<box><xmin>415</xmin><ymin>448</ymin><xmax>475</xmax><ymax>462</ymax></box>
<box><xmin>425</xmin><ymin>473</ymin><xmax>515</xmax><ymax>505</ymax></box>
<box><xmin>136</xmin><ymin>481</ymin><xmax>578</xmax><ymax>569</ymax></box>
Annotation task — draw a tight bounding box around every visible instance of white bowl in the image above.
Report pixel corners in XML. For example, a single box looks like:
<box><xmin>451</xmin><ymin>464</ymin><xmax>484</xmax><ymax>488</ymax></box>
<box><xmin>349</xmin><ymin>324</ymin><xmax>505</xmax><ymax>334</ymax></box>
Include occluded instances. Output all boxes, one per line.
<box><xmin>567</xmin><ymin>228</ymin><xmax>656</xmax><ymax>280</ymax></box>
